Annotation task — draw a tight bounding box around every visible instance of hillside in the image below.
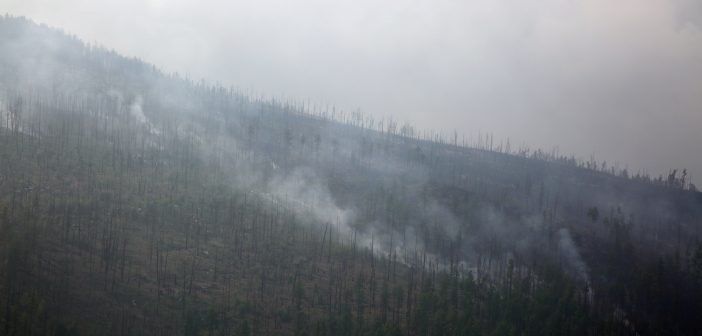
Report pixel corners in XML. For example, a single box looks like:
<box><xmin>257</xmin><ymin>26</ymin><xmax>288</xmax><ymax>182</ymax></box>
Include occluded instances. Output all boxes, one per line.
<box><xmin>1</xmin><ymin>16</ymin><xmax>702</xmax><ymax>335</ymax></box>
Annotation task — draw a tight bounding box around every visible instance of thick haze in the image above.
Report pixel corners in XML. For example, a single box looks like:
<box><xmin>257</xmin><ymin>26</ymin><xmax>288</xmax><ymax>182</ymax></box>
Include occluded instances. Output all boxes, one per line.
<box><xmin>3</xmin><ymin>0</ymin><xmax>702</xmax><ymax>180</ymax></box>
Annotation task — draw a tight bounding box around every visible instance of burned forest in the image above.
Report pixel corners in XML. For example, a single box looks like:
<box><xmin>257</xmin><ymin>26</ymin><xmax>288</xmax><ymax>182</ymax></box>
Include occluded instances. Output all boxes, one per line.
<box><xmin>1</xmin><ymin>15</ymin><xmax>702</xmax><ymax>336</ymax></box>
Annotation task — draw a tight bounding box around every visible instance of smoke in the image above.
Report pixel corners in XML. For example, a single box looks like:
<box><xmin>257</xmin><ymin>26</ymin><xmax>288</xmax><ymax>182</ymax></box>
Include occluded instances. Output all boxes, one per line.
<box><xmin>129</xmin><ymin>95</ymin><xmax>161</xmax><ymax>135</ymax></box>
<box><xmin>3</xmin><ymin>0</ymin><xmax>701</xmax><ymax>179</ymax></box>
<box><xmin>3</xmin><ymin>15</ymin><xmax>699</xmax><ymax>291</ymax></box>
<box><xmin>264</xmin><ymin>167</ymin><xmax>356</xmax><ymax>237</ymax></box>
<box><xmin>0</xmin><ymin>96</ymin><xmax>5</xmax><ymax>128</ymax></box>
<box><xmin>557</xmin><ymin>228</ymin><xmax>590</xmax><ymax>284</ymax></box>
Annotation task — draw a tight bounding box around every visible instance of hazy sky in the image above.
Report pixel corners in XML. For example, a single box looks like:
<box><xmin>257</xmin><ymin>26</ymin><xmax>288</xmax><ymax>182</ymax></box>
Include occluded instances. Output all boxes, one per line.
<box><xmin>3</xmin><ymin>0</ymin><xmax>702</xmax><ymax>180</ymax></box>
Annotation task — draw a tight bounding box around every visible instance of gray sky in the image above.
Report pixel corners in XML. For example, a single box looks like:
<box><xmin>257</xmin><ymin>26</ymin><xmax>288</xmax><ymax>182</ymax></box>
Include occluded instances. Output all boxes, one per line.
<box><xmin>3</xmin><ymin>0</ymin><xmax>702</xmax><ymax>180</ymax></box>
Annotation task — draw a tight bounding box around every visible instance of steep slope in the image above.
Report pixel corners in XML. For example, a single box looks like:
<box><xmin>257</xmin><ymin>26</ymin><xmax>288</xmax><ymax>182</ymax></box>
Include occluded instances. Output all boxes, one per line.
<box><xmin>1</xmin><ymin>16</ymin><xmax>701</xmax><ymax>335</ymax></box>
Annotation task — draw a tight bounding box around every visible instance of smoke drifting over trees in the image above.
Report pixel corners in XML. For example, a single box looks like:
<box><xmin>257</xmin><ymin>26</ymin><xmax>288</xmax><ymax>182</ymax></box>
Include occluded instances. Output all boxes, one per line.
<box><xmin>0</xmin><ymin>12</ymin><xmax>701</xmax><ymax>336</ymax></box>
<box><xmin>4</xmin><ymin>0</ymin><xmax>702</xmax><ymax>180</ymax></box>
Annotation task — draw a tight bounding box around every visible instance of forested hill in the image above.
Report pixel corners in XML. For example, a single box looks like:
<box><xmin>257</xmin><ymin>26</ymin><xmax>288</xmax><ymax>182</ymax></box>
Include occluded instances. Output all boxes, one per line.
<box><xmin>1</xmin><ymin>15</ymin><xmax>702</xmax><ymax>336</ymax></box>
